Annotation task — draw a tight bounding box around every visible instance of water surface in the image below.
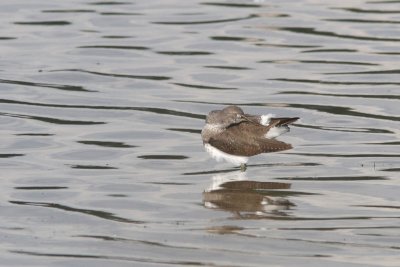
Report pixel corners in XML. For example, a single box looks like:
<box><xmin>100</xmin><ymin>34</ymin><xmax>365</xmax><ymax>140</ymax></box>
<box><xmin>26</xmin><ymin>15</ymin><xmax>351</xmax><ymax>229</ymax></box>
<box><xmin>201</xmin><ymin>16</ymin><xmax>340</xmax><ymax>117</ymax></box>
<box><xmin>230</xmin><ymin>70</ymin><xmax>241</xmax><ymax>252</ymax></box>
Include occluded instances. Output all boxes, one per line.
<box><xmin>1</xmin><ymin>0</ymin><xmax>399</xmax><ymax>266</ymax></box>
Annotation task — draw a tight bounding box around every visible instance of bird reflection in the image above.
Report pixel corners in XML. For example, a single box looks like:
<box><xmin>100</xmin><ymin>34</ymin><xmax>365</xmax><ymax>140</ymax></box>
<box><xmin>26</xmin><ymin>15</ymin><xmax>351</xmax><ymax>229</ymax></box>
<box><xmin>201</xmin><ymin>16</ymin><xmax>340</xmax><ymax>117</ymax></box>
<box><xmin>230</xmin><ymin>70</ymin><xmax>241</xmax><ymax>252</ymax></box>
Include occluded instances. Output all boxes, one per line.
<box><xmin>203</xmin><ymin>171</ymin><xmax>295</xmax><ymax>218</ymax></box>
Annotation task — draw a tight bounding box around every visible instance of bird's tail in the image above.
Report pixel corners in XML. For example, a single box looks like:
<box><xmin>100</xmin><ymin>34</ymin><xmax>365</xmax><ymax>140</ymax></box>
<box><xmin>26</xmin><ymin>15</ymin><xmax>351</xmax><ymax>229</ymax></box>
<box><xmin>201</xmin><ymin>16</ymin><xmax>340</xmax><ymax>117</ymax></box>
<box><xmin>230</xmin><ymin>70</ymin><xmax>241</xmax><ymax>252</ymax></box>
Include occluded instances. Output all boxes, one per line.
<box><xmin>268</xmin><ymin>117</ymin><xmax>299</xmax><ymax>127</ymax></box>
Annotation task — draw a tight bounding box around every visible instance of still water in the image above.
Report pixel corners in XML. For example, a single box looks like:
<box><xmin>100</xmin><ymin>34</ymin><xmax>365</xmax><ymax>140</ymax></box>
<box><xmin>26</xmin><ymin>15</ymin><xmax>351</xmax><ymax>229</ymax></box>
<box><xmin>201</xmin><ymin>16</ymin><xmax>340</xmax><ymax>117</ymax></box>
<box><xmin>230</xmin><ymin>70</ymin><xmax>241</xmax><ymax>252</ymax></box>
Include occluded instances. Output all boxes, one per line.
<box><xmin>1</xmin><ymin>0</ymin><xmax>399</xmax><ymax>266</ymax></box>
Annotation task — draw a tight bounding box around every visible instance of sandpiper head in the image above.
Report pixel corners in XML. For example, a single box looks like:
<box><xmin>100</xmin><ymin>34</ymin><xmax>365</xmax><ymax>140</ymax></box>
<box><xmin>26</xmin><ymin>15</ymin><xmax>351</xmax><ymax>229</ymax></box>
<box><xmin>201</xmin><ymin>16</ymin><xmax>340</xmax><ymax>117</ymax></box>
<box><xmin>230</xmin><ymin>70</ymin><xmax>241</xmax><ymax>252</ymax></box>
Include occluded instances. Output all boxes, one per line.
<box><xmin>222</xmin><ymin>105</ymin><xmax>244</xmax><ymax>115</ymax></box>
<box><xmin>205</xmin><ymin>110</ymin><xmax>246</xmax><ymax>128</ymax></box>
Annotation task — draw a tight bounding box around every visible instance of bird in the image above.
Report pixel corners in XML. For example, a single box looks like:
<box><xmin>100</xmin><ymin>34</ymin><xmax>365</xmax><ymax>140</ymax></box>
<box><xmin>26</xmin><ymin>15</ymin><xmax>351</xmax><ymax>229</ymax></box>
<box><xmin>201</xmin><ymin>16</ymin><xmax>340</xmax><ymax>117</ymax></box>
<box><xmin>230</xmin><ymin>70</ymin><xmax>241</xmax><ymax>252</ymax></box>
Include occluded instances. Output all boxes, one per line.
<box><xmin>201</xmin><ymin>105</ymin><xmax>299</xmax><ymax>171</ymax></box>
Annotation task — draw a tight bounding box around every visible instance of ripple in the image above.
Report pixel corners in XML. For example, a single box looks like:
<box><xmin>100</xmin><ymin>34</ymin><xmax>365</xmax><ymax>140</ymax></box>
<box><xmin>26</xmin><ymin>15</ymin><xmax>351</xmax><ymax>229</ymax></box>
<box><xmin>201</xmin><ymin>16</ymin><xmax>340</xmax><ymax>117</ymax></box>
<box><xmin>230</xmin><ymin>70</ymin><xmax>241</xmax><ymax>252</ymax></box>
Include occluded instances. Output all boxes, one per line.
<box><xmin>0</xmin><ymin>154</ymin><xmax>24</xmax><ymax>158</ymax></box>
<box><xmin>157</xmin><ymin>51</ymin><xmax>213</xmax><ymax>56</ymax></box>
<box><xmin>184</xmin><ymin>162</ymin><xmax>320</xmax><ymax>175</ymax></box>
<box><xmin>76</xmin><ymin>234</ymin><xmax>215</xmax><ymax>251</ymax></box>
<box><xmin>276</xmin><ymin>176</ymin><xmax>387</xmax><ymax>181</ymax></box>
<box><xmin>324</xmin><ymin>18</ymin><xmax>400</xmax><ymax>24</ymax></box>
<box><xmin>367</xmin><ymin>0</ymin><xmax>400</xmax><ymax>3</ymax></box>
<box><xmin>0</xmin><ymin>37</ymin><xmax>17</xmax><ymax>40</ymax></box>
<box><xmin>259</xmin><ymin>59</ymin><xmax>379</xmax><ymax>66</ymax></box>
<box><xmin>50</xmin><ymin>69</ymin><xmax>170</xmax><ymax>81</ymax></box>
<box><xmin>279</xmin><ymin>225</ymin><xmax>400</xmax><ymax>230</ymax></box>
<box><xmin>99</xmin><ymin>12</ymin><xmax>142</xmax><ymax>16</ymax></box>
<box><xmin>89</xmin><ymin>1</ymin><xmax>131</xmax><ymax>5</ymax></box>
<box><xmin>201</xmin><ymin>2</ymin><xmax>262</xmax><ymax>8</ymax></box>
<box><xmin>108</xmin><ymin>194</ymin><xmax>128</xmax><ymax>197</ymax></box>
<box><xmin>355</xmin><ymin>205</ymin><xmax>400</xmax><ymax>209</ymax></box>
<box><xmin>114</xmin><ymin>107</ymin><xmax>204</xmax><ymax>119</ymax></box>
<box><xmin>296</xmin><ymin>124</ymin><xmax>393</xmax><ymax>134</ymax></box>
<box><xmin>287</xmin><ymin>102</ymin><xmax>400</xmax><ymax>122</ymax></box>
<box><xmin>78</xmin><ymin>45</ymin><xmax>149</xmax><ymax>50</ymax></box>
<box><xmin>0</xmin><ymin>78</ymin><xmax>94</xmax><ymax>92</ymax></box>
<box><xmin>380</xmin><ymin>168</ymin><xmax>400</xmax><ymax>172</ymax></box>
<box><xmin>145</xmin><ymin>182</ymin><xmax>193</xmax><ymax>185</ymax></box>
<box><xmin>375</xmin><ymin>51</ymin><xmax>400</xmax><ymax>55</ymax></box>
<box><xmin>324</xmin><ymin>69</ymin><xmax>400</xmax><ymax>75</ymax></box>
<box><xmin>184</xmin><ymin>168</ymin><xmax>248</xmax><ymax>175</ymax></box>
<box><xmin>77</xmin><ymin>140</ymin><xmax>137</xmax><ymax>148</ymax></box>
<box><xmin>0</xmin><ymin>99</ymin><xmax>205</xmax><ymax>119</ymax></box>
<box><xmin>42</xmin><ymin>9</ymin><xmax>96</xmax><ymax>13</ymax></box>
<box><xmin>9</xmin><ymin>200</ymin><xmax>143</xmax><ymax>223</ymax></box>
<box><xmin>256</xmin><ymin>43</ymin><xmax>321</xmax><ymax>48</ymax></box>
<box><xmin>138</xmin><ymin>155</ymin><xmax>189</xmax><ymax>160</ymax></box>
<box><xmin>14</xmin><ymin>21</ymin><xmax>71</xmax><ymax>26</ymax></box>
<box><xmin>153</xmin><ymin>14</ymin><xmax>256</xmax><ymax>25</ymax></box>
<box><xmin>166</xmin><ymin>128</ymin><xmax>201</xmax><ymax>134</ymax></box>
<box><xmin>302</xmin><ymin>48</ymin><xmax>358</xmax><ymax>53</ymax></box>
<box><xmin>333</xmin><ymin>7</ymin><xmax>400</xmax><ymax>14</ymax></box>
<box><xmin>210</xmin><ymin>36</ymin><xmax>263</xmax><ymax>42</ymax></box>
<box><xmin>278</xmin><ymin>27</ymin><xmax>400</xmax><ymax>42</ymax></box>
<box><xmin>245</xmin><ymin>214</ymin><xmax>400</xmax><ymax>221</ymax></box>
<box><xmin>0</xmin><ymin>112</ymin><xmax>105</xmax><ymax>125</ymax></box>
<box><xmin>15</xmin><ymin>133</ymin><xmax>54</xmax><ymax>136</ymax></box>
<box><xmin>14</xmin><ymin>186</ymin><xmax>68</xmax><ymax>190</ymax></box>
<box><xmin>226</xmin><ymin>214</ymin><xmax>400</xmax><ymax>221</ymax></box>
<box><xmin>204</xmin><ymin>65</ymin><xmax>252</xmax><ymax>70</ymax></box>
<box><xmin>101</xmin><ymin>35</ymin><xmax>133</xmax><ymax>39</ymax></box>
<box><xmin>69</xmin><ymin>164</ymin><xmax>117</xmax><ymax>169</ymax></box>
<box><xmin>271</xmin><ymin>78</ymin><xmax>400</xmax><ymax>86</ymax></box>
<box><xmin>172</xmin><ymin>82</ymin><xmax>236</xmax><ymax>90</ymax></box>
<box><xmin>277</xmin><ymin>91</ymin><xmax>399</xmax><ymax>100</ymax></box>
<box><xmin>10</xmin><ymin>250</ymin><xmax>228</xmax><ymax>266</ymax></box>
<box><xmin>288</xmin><ymin>152</ymin><xmax>400</xmax><ymax>158</ymax></box>
<box><xmin>367</xmin><ymin>141</ymin><xmax>400</xmax><ymax>145</ymax></box>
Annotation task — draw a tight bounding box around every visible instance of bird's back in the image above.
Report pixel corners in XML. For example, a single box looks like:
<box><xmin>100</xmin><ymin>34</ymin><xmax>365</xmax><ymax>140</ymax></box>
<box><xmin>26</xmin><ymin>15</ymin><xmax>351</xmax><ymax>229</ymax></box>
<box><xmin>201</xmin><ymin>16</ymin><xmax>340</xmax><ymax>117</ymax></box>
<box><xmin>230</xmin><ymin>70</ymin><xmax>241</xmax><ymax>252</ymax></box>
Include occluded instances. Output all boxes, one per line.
<box><xmin>208</xmin><ymin>122</ymin><xmax>293</xmax><ymax>157</ymax></box>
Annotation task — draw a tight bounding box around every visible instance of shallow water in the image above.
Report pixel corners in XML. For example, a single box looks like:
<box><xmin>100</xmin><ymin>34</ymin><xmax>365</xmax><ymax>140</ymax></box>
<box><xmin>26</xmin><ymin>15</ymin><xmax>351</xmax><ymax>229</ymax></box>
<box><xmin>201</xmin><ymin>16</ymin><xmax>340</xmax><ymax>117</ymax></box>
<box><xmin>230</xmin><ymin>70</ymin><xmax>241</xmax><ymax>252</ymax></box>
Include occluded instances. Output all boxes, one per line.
<box><xmin>1</xmin><ymin>0</ymin><xmax>399</xmax><ymax>266</ymax></box>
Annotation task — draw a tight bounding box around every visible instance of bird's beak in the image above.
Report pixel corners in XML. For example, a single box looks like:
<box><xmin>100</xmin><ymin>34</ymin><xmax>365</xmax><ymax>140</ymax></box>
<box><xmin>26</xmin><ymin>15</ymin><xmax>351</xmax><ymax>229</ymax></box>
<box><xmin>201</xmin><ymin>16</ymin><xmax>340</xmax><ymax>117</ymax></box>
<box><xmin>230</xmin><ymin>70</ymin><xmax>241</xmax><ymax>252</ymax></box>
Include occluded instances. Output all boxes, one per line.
<box><xmin>240</xmin><ymin>114</ymin><xmax>257</xmax><ymax>124</ymax></box>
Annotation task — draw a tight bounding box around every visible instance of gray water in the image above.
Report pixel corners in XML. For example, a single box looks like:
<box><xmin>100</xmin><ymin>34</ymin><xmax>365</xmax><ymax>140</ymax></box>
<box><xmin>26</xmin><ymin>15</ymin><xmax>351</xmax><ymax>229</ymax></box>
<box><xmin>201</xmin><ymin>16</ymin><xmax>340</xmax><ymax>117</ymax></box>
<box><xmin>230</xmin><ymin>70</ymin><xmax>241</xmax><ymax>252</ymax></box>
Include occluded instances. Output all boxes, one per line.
<box><xmin>1</xmin><ymin>0</ymin><xmax>399</xmax><ymax>266</ymax></box>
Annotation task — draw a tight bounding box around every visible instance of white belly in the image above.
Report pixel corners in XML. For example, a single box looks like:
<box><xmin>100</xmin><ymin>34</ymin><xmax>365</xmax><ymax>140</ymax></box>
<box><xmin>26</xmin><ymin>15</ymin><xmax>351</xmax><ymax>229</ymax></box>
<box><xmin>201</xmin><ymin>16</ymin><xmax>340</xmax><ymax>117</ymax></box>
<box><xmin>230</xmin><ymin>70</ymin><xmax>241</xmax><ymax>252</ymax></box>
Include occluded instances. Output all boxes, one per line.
<box><xmin>204</xmin><ymin>144</ymin><xmax>248</xmax><ymax>166</ymax></box>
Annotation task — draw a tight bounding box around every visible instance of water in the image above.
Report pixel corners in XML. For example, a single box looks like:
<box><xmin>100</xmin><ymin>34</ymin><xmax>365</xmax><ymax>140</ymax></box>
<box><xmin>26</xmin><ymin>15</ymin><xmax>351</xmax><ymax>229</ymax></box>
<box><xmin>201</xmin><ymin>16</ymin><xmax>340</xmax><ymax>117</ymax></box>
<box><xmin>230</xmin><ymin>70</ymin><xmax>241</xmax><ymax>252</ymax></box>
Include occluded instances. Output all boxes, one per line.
<box><xmin>1</xmin><ymin>0</ymin><xmax>399</xmax><ymax>266</ymax></box>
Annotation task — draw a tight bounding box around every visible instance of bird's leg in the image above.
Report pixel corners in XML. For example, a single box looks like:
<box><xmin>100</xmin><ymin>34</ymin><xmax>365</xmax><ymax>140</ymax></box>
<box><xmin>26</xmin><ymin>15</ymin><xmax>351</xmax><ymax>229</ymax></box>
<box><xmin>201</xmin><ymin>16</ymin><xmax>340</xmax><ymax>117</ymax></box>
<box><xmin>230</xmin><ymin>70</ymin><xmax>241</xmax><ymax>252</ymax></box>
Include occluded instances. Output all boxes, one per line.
<box><xmin>240</xmin><ymin>163</ymin><xmax>247</xmax><ymax>172</ymax></box>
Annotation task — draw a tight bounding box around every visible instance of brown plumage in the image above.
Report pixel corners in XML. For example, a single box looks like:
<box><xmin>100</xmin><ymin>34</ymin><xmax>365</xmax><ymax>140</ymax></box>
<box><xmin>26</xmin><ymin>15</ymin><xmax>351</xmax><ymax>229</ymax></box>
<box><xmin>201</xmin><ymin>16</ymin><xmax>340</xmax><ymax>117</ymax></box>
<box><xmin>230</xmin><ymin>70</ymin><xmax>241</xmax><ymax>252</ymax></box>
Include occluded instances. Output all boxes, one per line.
<box><xmin>208</xmin><ymin>121</ymin><xmax>294</xmax><ymax>156</ymax></box>
<box><xmin>202</xmin><ymin>105</ymin><xmax>299</xmax><ymax>165</ymax></box>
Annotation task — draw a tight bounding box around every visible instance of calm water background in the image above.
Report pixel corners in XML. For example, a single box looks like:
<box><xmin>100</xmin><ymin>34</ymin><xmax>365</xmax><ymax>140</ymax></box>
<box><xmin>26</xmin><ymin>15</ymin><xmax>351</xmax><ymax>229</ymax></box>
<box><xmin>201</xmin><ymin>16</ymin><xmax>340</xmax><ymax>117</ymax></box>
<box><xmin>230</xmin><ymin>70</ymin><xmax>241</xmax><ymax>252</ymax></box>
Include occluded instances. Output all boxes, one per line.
<box><xmin>1</xmin><ymin>0</ymin><xmax>399</xmax><ymax>266</ymax></box>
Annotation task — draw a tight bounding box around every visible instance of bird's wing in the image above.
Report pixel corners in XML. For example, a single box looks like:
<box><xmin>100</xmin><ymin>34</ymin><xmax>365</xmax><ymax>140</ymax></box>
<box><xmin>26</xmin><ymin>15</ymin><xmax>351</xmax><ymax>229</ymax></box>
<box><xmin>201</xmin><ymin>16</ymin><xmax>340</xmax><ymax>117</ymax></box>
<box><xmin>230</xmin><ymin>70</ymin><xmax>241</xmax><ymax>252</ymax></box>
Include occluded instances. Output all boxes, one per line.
<box><xmin>269</xmin><ymin>117</ymin><xmax>299</xmax><ymax>127</ymax></box>
<box><xmin>208</xmin><ymin>122</ymin><xmax>293</xmax><ymax>157</ymax></box>
<box><xmin>244</xmin><ymin>115</ymin><xmax>299</xmax><ymax>127</ymax></box>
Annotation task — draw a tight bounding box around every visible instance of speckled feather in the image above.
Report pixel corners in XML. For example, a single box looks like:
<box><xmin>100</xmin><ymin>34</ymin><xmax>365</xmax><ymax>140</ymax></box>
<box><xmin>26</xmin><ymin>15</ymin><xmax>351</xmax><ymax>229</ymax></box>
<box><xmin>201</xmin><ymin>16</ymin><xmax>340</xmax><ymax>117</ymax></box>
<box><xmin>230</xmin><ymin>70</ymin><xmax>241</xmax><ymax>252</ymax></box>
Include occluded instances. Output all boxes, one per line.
<box><xmin>208</xmin><ymin>121</ymin><xmax>294</xmax><ymax>157</ymax></box>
